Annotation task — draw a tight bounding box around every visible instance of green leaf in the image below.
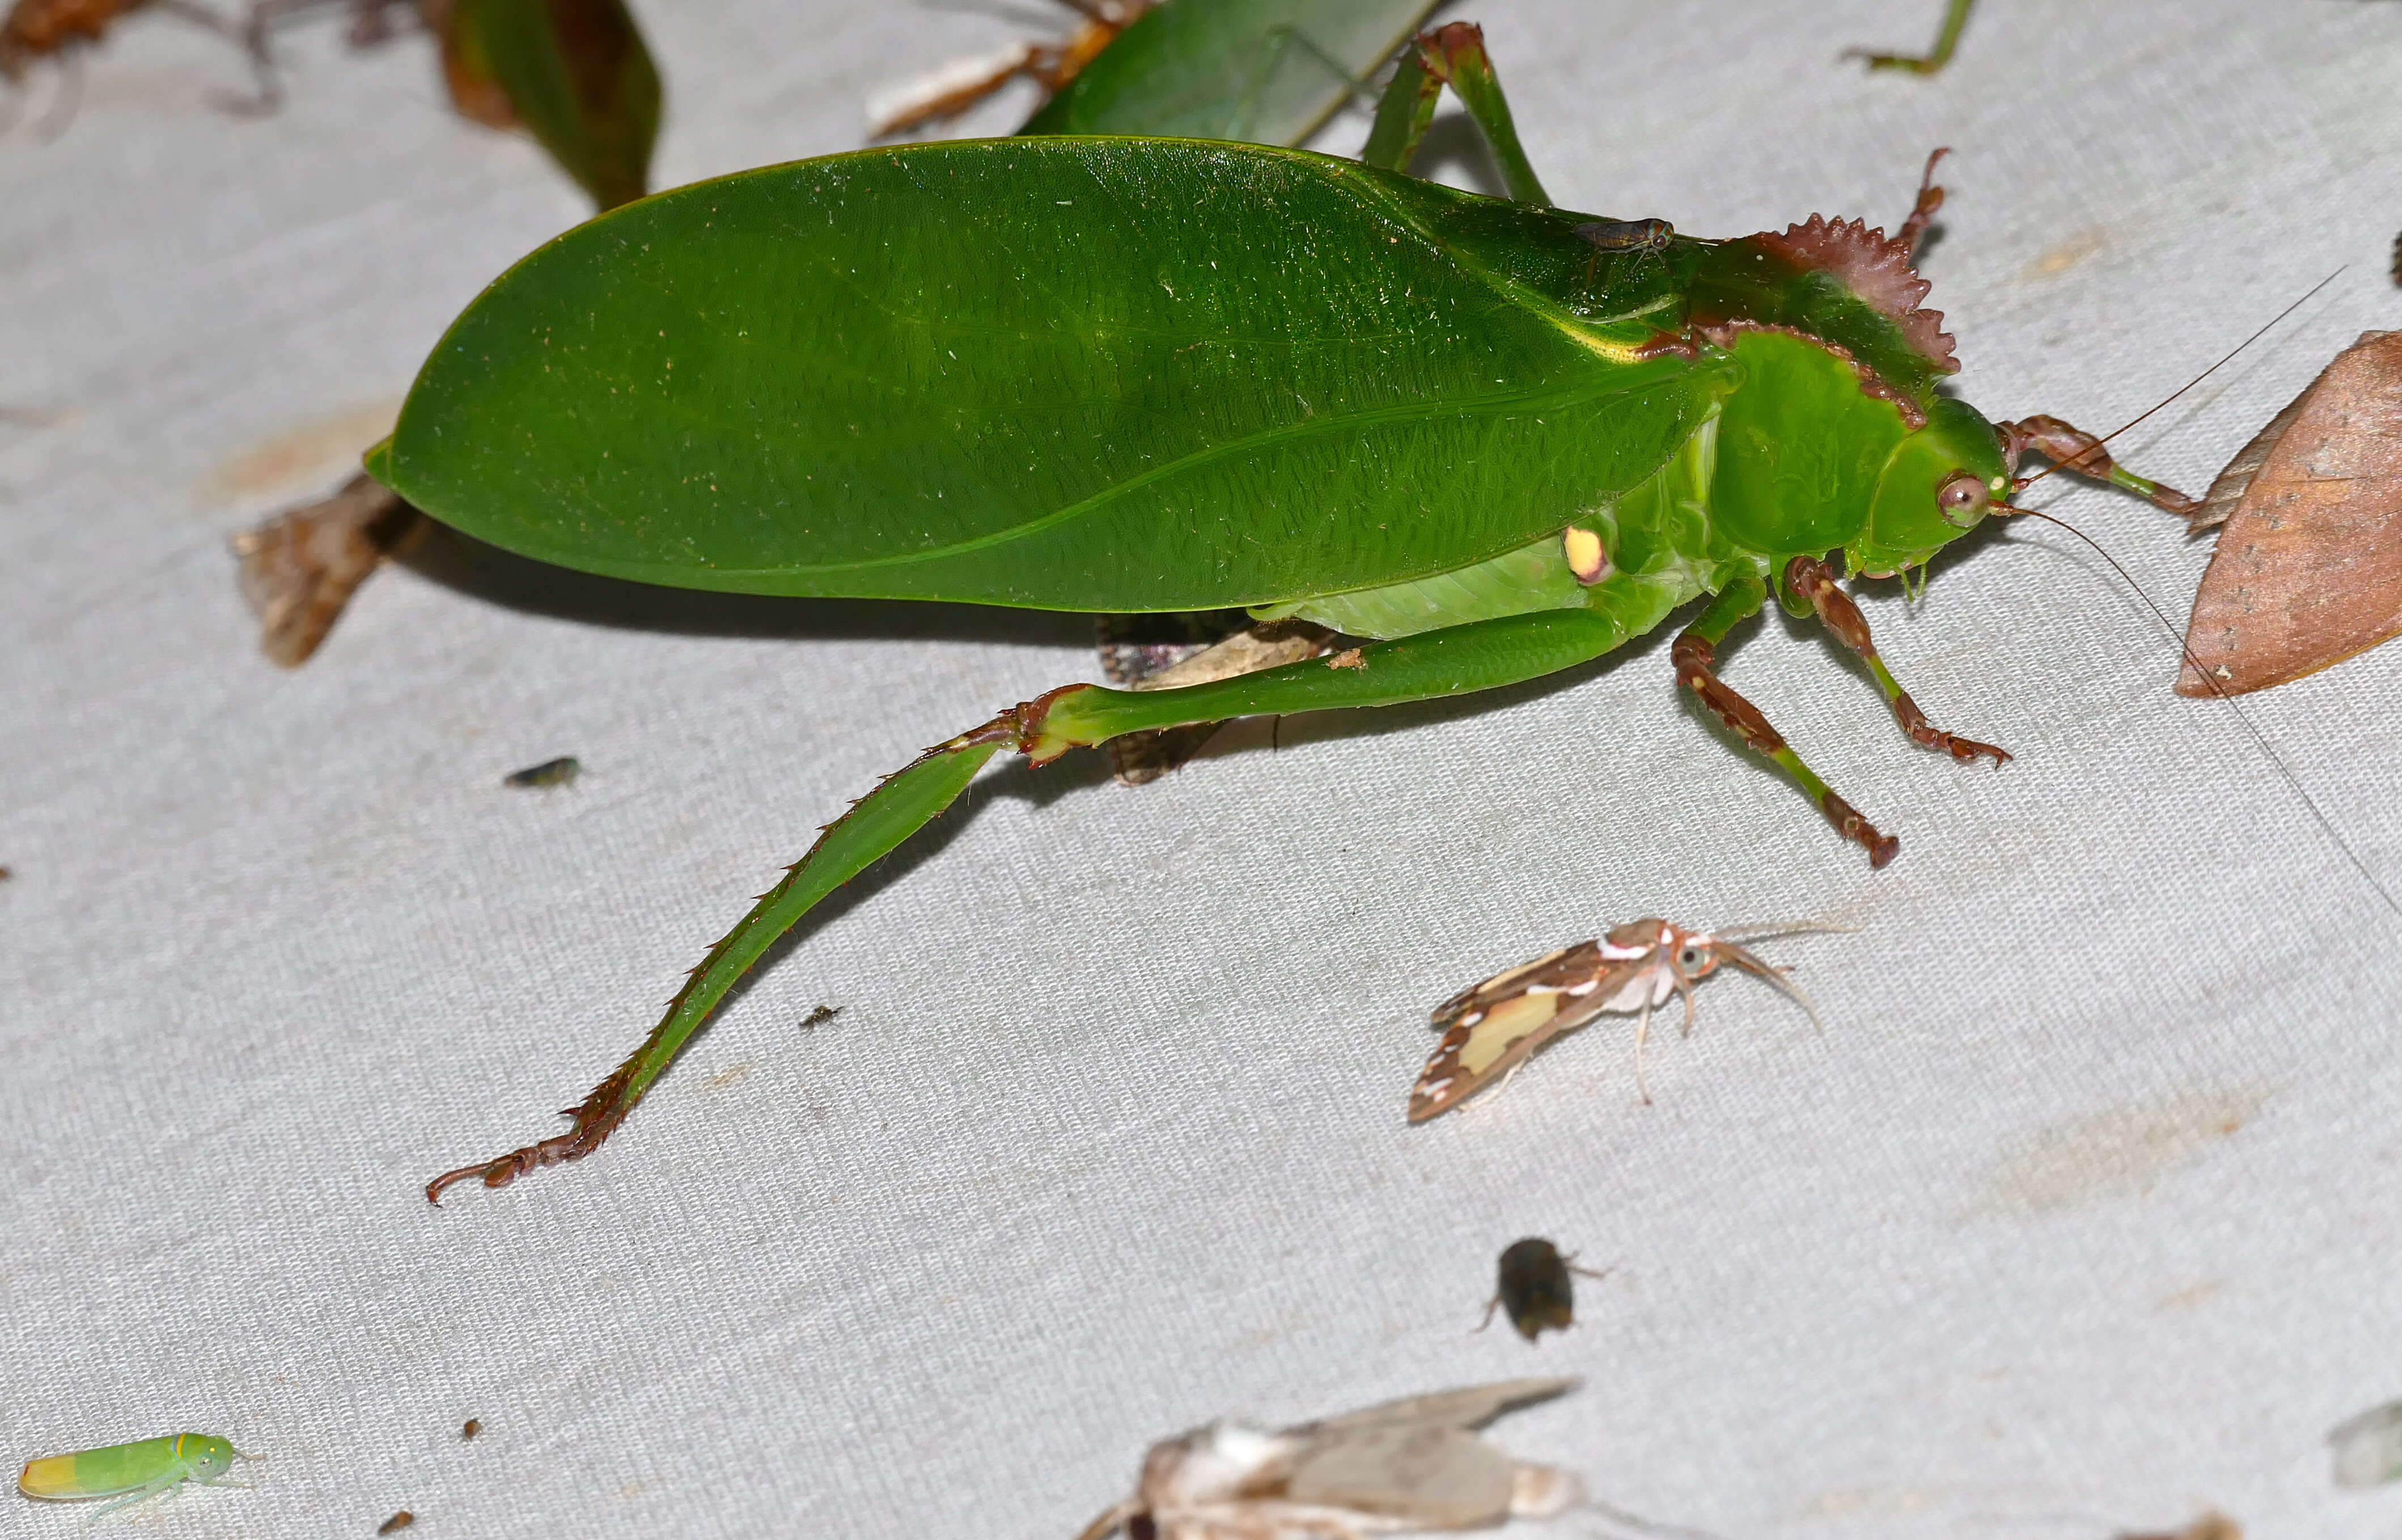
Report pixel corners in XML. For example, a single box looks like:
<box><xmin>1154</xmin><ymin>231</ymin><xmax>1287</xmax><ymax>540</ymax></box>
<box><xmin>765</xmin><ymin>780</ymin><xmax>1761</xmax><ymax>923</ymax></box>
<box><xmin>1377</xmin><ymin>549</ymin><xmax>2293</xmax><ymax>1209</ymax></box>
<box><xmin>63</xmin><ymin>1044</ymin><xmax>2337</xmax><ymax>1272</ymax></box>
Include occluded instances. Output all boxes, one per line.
<box><xmin>376</xmin><ymin>138</ymin><xmax>1730</xmax><ymax>613</ymax></box>
<box><xmin>450</xmin><ymin>0</ymin><xmax>662</xmax><ymax>213</ymax></box>
<box><xmin>1019</xmin><ymin>0</ymin><xmax>1438</xmax><ymax>147</ymax></box>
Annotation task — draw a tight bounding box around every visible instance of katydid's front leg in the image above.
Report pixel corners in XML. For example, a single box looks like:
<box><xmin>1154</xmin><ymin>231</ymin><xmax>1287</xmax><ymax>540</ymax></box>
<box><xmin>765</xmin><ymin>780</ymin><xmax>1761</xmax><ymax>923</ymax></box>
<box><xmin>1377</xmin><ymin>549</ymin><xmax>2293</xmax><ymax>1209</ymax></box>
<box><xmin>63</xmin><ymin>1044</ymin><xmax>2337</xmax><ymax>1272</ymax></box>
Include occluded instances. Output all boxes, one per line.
<box><xmin>1999</xmin><ymin>415</ymin><xmax>2204</xmax><ymax>522</ymax></box>
<box><xmin>425</xmin><ymin>609</ymin><xmax>1636</xmax><ymax>1202</ymax></box>
<box><xmin>1783</xmin><ymin>554</ymin><xmax>2010</xmax><ymax>767</ymax></box>
<box><xmin>1673</xmin><ymin>574</ymin><xmax>1901</xmax><ymax>868</ymax></box>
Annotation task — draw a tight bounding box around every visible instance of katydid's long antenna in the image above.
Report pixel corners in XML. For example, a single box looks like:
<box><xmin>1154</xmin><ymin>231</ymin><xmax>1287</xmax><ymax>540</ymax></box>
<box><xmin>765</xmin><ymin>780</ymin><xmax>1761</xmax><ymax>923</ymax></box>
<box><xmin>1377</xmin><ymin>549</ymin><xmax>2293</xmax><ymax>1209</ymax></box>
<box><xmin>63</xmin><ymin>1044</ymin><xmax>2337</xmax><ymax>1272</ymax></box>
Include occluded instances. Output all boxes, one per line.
<box><xmin>1992</xmin><ymin>503</ymin><xmax>2401</xmax><ymax>920</ymax></box>
<box><xmin>2018</xmin><ymin>268</ymin><xmax>2344</xmax><ymax>490</ymax></box>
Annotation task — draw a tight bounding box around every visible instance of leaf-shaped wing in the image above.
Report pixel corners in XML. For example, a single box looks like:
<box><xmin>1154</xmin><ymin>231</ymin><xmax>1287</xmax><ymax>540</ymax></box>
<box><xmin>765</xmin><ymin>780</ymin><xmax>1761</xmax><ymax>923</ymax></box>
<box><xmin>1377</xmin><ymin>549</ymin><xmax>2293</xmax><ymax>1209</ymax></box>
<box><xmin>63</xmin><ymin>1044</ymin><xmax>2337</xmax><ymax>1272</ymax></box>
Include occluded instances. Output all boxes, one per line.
<box><xmin>374</xmin><ymin>139</ymin><xmax>1726</xmax><ymax>612</ymax></box>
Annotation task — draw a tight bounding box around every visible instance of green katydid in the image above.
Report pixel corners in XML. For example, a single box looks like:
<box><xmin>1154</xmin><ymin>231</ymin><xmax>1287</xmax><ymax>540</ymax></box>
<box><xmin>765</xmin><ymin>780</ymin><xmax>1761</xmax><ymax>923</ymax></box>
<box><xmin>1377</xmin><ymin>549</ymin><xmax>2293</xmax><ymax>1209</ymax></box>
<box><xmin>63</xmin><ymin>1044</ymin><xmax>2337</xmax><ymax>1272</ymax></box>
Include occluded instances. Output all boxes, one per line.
<box><xmin>374</xmin><ymin>23</ymin><xmax>2200</xmax><ymax>1200</ymax></box>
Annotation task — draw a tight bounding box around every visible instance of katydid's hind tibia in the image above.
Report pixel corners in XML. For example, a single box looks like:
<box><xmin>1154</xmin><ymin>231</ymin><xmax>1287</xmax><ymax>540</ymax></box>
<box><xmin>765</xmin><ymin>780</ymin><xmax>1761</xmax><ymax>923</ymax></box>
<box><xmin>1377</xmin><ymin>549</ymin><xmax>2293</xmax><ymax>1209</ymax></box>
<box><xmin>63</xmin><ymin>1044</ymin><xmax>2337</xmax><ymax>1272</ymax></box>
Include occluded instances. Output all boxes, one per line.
<box><xmin>1407</xmin><ymin>919</ymin><xmax>1836</xmax><ymax>1122</ymax></box>
<box><xmin>426</xmin><ymin>614</ymin><xmax>1638</xmax><ymax>1200</ymax></box>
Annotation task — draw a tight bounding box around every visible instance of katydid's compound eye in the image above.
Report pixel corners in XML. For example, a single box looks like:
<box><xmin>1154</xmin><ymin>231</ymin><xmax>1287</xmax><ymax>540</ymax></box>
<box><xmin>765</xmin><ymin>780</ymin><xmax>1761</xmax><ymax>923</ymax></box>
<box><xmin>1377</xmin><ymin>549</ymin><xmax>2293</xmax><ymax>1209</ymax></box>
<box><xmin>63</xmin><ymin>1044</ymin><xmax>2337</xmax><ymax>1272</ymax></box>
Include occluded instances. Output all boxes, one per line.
<box><xmin>1677</xmin><ymin>945</ymin><xmax>1706</xmax><ymax>971</ymax></box>
<box><xmin>1937</xmin><ymin>470</ymin><xmax>1988</xmax><ymax>526</ymax></box>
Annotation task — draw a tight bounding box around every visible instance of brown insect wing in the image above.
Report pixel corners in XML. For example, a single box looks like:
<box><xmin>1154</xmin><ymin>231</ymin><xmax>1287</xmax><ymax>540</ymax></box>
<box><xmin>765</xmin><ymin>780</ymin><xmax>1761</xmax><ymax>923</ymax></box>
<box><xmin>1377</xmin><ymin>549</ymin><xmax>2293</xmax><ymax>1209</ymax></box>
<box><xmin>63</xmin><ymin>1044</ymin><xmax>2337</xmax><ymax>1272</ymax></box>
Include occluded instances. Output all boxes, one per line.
<box><xmin>2179</xmin><ymin>330</ymin><xmax>2402</xmax><ymax>695</ymax></box>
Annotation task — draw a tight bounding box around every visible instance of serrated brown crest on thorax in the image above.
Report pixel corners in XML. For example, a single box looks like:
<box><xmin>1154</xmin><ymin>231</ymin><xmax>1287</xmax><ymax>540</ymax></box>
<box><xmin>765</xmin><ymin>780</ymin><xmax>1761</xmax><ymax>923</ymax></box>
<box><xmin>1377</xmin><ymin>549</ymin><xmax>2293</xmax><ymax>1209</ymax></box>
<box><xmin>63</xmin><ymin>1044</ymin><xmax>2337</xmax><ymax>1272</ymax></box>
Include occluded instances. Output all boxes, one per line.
<box><xmin>1757</xmin><ymin>214</ymin><xmax>1958</xmax><ymax>375</ymax></box>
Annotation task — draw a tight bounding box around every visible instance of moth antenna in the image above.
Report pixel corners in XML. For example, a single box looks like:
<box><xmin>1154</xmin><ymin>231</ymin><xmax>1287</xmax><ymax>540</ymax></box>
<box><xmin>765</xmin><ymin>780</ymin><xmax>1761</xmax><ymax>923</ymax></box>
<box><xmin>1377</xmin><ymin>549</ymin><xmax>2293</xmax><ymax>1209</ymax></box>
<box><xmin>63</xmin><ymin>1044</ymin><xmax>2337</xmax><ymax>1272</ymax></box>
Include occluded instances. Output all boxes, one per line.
<box><xmin>1577</xmin><ymin>1495</ymin><xmax>1739</xmax><ymax>1540</ymax></box>
<box><xmin>1713</xmin><ymin>942</ymin><xmax>1825</xmax><ymax>1036</ymax></box>
<box><xmin>1072</xmin><ymin>1499</ymin><xmax>1141</xmax><ymax>1540</ymax></box>
<box><xmin>2017</xmin><ymin>269</ymin><xmax>2341</xmax><ymax>491</ymax></box>
<box><xmin>1991</xmin><ymin>502</ymin><xmax>2402</xmax><ymax>920</ymax></box>
<box><xmin>1709</xmin><ymin>919</ymin><xmax>1855</xmax><ymax>945</ymax></box>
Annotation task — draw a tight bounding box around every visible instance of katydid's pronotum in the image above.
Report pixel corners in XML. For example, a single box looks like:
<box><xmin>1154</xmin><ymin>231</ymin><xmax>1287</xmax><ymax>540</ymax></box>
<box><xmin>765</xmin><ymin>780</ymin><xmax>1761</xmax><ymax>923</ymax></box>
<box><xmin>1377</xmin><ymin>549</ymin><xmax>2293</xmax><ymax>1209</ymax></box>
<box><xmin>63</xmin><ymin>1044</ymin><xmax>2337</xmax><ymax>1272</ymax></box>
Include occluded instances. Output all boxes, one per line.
<box><xmin>374</xmin><ymin>23</ymin><xmax>2212</xmax><ymax>1201</ymax></box>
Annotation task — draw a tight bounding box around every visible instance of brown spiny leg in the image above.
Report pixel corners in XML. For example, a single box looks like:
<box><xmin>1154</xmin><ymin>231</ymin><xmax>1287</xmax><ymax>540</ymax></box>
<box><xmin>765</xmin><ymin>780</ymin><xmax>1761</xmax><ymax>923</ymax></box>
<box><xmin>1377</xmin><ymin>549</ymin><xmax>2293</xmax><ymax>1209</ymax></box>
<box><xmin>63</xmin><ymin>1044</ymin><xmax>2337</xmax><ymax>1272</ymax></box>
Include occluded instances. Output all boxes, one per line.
<box><xmin>1783</xmin><ymin>554</ymin><xmax>2009</xmax><ymax>766</ymax></box>
<box><xmin>1674</xmin><ymin>575</ymin><xmax>1900</xmax><ymax>868</ymax></box>
<box><xmin>1999</xmin><ymin>415</ymin><xmax>2204</xmax><ymax>521</ymax></box>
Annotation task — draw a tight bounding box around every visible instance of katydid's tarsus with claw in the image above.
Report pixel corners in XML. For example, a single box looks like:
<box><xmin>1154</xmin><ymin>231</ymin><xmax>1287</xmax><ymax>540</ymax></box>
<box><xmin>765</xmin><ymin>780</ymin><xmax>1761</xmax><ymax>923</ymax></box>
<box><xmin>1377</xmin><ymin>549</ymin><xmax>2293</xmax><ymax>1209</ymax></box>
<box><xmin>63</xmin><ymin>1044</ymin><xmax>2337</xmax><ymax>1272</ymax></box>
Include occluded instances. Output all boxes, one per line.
<box><xmin>1847</xmin><ymin>0</ymin><xmax>1977</xmax><ymax>74</ymax></box>
<box><xmin>385</xmin><ymin>26</ymin><xmax>2201</xmax><ymax>1200</ymax></box>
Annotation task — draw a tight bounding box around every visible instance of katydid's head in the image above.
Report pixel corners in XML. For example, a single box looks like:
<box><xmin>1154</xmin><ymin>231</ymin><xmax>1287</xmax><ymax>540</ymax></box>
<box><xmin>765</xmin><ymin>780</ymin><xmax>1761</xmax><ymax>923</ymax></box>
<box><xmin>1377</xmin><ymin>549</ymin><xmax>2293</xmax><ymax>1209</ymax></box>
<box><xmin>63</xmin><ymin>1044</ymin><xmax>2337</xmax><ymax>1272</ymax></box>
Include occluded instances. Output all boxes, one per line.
<box><xmin>1846</xmin><ymin>396</ymin><xmax>2012</xmax><ymax>578</ymax></box>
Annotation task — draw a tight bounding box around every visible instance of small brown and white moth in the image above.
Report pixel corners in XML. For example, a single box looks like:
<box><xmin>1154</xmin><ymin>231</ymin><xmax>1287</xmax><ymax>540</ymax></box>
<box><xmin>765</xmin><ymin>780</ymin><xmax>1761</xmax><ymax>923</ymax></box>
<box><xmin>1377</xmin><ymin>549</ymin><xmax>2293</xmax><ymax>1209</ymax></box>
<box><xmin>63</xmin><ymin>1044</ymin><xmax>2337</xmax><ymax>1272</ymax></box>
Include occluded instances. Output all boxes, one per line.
<box><xmin>1074</xmin><ymin>1377</ymin><xmax>1583</xmax><ymax>1540</ymax></box>
<box><xmin>1408</xmin><ymin>919</ymin><xmax>1830</xmax><ymax>1122</ymax></box>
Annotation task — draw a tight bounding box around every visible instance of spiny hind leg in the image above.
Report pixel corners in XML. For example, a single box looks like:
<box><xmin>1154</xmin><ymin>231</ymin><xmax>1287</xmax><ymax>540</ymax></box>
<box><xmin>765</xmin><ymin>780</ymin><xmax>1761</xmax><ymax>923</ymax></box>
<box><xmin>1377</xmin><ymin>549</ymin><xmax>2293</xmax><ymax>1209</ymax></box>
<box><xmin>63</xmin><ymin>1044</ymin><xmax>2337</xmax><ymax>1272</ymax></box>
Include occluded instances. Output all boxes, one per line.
<box><xmin>1784</xmin><ymin>554</ymin><xmax>2009</xmax><ymax>766</ymax></box>
<box><xmin>1675</xmin><ymin>575</ymin><xmax>1901</xmax><ymax>867</ymax></box>
<box><xmin>1999</xmin><ymin>414</ymin><xmax>2203</xmax><ymax>520</ymax></box>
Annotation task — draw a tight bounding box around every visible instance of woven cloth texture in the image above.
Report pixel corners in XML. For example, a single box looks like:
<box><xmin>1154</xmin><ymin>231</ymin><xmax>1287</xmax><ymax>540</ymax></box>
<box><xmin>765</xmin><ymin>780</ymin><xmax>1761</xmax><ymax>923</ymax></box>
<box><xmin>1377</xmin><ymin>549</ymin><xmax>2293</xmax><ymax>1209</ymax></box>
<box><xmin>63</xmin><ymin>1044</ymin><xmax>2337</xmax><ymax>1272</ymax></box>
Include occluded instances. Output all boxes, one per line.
<box><xmin>4</xmin><ymin>2</ymin><xmax>2400</xmax><ymax>1535</ymax></box>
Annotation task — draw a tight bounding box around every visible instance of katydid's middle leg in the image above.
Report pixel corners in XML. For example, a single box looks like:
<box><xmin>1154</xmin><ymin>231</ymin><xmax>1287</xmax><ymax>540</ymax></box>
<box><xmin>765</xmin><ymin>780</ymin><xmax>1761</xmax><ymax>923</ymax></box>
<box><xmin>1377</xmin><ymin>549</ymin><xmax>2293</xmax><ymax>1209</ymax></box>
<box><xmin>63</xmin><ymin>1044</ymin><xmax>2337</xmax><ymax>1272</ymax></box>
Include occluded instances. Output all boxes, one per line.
<box><xmin>1359</xmin><ymin>22</ymin><xmax>1549</xmax><ymax>208</ymax></box>
<box><xmin>1783</xmin><ymin>554</ymin><xmax>2010</xmax><ymax>767</ymax></box>
<box><xmin>1674</xmin><ymin>574</ymin><xmax>1901</xmax><ymax>868</ymax></box>
<box><xmin>1846</xmin><ymin>0</ymin><xmax>1976</xmax><ymax>74</ymax></box>
<box><xmin>425</xmin><ymin>608</ymin><xmax>1634</xmax><ymax>1202</ymax></box>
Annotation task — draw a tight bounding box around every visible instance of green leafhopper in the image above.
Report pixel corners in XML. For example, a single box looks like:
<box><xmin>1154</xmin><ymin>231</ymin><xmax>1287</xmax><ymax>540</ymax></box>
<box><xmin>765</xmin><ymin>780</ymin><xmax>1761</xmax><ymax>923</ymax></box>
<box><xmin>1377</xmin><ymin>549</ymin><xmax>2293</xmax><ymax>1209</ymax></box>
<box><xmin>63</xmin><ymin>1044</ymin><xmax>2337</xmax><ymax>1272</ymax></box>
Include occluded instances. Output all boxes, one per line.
<box><xmin>16</xmin><ymin>1432</ymin><xmax>251</xmax><ymax>1517</ymax></box>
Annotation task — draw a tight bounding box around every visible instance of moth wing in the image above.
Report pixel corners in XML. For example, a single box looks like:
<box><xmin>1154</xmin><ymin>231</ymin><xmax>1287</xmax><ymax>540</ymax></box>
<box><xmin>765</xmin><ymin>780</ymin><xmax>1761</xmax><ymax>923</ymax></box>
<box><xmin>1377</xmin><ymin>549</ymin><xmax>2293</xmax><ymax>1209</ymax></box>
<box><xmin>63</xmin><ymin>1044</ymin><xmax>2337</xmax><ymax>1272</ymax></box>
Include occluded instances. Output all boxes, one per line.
<box><xmin>1429</xmin><ymin>943</ymin><xmax>1596</xmax><ymax>1026</ymax></box>
<box><xmin>1299</xmin><ymin>1378</ymin><xmax>1579</xmax><ymax>1437</ymax></box>
<box><xmin>1411</xmin><ymin>953</ymin><xmax>1653</xmax><ymax>1124</ymax></box>
<box><xmin>1283</xmin><ymin>1426</ymin><xmax>1515</xmax><ymax>1527</ymax></box>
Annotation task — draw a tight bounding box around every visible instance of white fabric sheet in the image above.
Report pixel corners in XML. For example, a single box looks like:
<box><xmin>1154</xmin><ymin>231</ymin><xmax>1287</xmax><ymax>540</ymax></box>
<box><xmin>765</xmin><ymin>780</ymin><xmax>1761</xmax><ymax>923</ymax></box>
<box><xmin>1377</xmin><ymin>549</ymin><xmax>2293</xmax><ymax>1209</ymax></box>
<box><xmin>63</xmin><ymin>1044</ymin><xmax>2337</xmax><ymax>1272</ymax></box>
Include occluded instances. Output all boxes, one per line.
<box><xmin>5</xmin><ymin>2</ymin><xmax>2401</xmax><ymax>1536</ymax></box>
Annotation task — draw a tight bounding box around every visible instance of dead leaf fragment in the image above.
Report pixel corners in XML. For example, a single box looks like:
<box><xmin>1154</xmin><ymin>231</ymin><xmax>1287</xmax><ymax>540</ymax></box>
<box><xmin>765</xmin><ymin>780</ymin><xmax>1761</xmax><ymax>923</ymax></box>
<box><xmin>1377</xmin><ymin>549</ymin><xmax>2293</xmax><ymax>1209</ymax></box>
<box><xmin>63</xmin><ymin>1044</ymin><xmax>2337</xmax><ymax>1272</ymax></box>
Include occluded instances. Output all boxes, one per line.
<box><xmin>2180</xmin><ymin>330</ymin><xmax>2402</xmax><ymax>695</ymax></box>
<box><xmin>231</xmin><ymin>472</ymin><xmax>422</xmax><ymax>667</ymax></box>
